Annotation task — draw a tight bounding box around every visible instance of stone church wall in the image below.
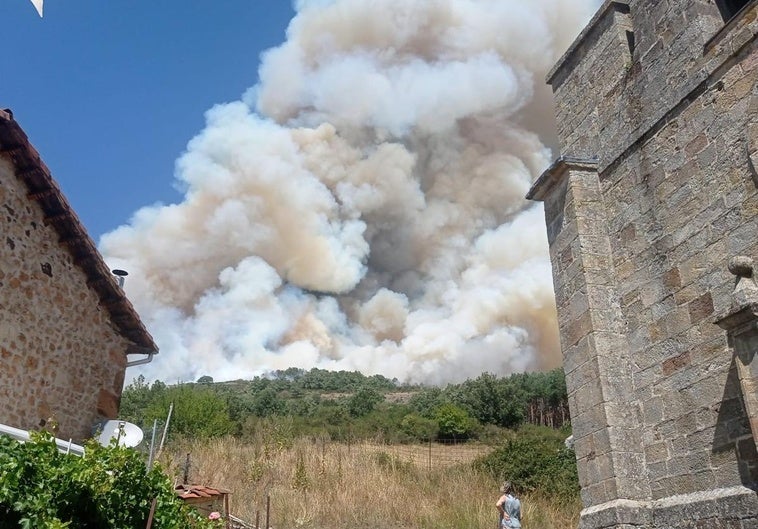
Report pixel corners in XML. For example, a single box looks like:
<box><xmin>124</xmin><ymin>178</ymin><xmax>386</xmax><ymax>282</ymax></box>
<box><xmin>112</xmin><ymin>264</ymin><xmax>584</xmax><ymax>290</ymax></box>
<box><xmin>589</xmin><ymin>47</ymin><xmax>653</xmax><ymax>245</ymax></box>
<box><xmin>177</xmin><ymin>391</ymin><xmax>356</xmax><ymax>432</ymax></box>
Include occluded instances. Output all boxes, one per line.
<box><xmin>530</xmin><ymin>0</ymin><xmax>758</xmax><ymax>527</ymax></box>
<box><xmin>0</xmin><ymin>157</ymin><xmax>129</xmax><ymax>442</ymax></box>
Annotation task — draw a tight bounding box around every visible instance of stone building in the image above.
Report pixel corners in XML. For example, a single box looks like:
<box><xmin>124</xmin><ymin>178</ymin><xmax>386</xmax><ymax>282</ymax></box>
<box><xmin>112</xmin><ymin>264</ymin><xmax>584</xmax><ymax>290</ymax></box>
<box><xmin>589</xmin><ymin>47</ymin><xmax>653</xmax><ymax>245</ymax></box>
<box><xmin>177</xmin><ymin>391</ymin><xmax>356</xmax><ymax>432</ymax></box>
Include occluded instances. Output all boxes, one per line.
<box><xmin>527</xmin><ymin>0</ymin><xmax>757</xmax><ymax>528</ymax></box>
<box><xmin>0</xmin><ymin>109</ymin><xmax>157</xmax><ymax>442</ymax></box>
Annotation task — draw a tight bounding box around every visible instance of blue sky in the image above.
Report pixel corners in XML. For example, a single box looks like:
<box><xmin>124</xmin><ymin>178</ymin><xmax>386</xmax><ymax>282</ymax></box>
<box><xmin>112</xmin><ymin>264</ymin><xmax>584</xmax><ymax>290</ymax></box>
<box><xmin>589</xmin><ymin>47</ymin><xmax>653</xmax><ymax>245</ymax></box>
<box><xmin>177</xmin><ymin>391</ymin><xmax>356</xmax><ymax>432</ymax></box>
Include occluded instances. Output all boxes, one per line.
<box><xmin>1</xmin><ymin>0</ymin><xmax>295</xmax><ymax>240</ymax></box>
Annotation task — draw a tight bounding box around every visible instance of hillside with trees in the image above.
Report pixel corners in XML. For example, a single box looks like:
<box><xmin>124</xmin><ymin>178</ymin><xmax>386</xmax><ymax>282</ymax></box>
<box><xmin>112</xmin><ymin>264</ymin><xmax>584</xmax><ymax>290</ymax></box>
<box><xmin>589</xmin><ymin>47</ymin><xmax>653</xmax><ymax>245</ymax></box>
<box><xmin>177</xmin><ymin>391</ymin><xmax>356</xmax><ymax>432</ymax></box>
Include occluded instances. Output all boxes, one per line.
<box><xmin>120</xmin><ymin>368</ymin><xmax>569</xmax><ymax>443</ymax></box>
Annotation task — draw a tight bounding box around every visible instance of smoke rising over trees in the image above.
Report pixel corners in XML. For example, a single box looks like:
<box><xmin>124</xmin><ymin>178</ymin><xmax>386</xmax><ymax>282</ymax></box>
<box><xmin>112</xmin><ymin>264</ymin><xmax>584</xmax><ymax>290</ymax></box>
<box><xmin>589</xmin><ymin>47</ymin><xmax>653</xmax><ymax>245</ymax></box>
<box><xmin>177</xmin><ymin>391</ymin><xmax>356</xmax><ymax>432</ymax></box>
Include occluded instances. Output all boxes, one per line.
<box><xmin>102</xmin><ymin>0</ymin><xmax>599</xmax><ymax>384</ymax></box>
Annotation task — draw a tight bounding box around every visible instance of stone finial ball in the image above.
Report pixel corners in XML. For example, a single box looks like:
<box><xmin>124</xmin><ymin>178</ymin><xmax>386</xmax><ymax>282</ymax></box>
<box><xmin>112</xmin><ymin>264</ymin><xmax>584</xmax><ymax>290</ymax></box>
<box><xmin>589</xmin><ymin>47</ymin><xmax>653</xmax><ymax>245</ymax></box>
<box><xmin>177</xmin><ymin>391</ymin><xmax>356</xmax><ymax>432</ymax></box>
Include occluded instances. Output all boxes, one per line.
<box><xmin>728</xmin><ymin>256</ymin><xmax>754</xmax><ymax>278</ymax></box>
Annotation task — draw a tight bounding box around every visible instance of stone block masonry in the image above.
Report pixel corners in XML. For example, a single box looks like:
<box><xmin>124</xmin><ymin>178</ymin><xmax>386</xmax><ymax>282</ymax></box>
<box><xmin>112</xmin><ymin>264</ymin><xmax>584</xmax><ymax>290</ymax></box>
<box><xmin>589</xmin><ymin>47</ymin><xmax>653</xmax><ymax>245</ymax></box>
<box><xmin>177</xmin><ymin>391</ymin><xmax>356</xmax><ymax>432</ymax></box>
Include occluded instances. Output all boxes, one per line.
<box><xmin>529</xmin><ymin>1</ymin><xmax>758</xmax><ymax>527</ymax></box>
<box><xmin>0</xmin><ymin>157</ymin><xmax>127</xmax><ymax>440</ymax></box>
<box><xmin>0</xmin><ymin>110</ymin><xmax>157</xmax><ymax>442</ymax></box>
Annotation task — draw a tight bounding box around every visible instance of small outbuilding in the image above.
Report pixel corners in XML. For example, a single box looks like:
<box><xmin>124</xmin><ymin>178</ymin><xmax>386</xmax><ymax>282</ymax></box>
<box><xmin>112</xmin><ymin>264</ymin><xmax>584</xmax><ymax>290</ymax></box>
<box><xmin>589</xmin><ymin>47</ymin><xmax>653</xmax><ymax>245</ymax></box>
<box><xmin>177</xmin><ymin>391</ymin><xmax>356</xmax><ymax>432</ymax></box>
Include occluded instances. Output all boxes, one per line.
<box><xmin>175</xmin><ymin>484</ymin><xmax>231</xmax><ymax>523</ymax></box>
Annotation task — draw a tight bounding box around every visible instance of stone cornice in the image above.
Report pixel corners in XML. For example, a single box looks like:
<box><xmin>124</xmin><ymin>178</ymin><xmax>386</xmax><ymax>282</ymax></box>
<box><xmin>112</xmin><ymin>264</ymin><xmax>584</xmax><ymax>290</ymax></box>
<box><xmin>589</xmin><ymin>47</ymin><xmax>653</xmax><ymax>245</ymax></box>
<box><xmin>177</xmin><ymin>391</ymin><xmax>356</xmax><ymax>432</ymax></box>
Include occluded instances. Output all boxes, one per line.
<box><xmin>526</xmin><ymin>156</ymin><xmax>598</xmax><ymax>201</ymax></box>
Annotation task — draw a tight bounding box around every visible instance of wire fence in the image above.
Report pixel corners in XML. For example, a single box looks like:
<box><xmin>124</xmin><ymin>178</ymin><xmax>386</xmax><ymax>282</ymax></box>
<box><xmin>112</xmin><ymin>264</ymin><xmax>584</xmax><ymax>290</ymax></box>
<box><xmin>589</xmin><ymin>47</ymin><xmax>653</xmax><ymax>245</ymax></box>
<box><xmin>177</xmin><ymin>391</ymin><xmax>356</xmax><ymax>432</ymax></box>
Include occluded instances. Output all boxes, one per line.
<box><xmin>156</xmin><ymin>436</ymin><xmax>499</xmax><ymax>528</ymax></box>
<box><xmin>343</xmin><ymin>438</ymin><xmax>492</xmax><ymax>470</ymax></box>
<box><xmin>164</xmin><ymin>437</ymin><xmax>492</xmax><ymax>483</ymax></box>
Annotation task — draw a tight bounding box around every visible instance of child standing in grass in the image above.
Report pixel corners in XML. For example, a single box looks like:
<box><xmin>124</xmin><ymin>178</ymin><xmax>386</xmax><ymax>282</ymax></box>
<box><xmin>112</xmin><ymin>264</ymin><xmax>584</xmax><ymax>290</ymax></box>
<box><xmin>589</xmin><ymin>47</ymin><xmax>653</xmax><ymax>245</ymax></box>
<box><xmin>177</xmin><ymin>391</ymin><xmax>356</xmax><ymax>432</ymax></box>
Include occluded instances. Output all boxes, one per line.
<box><xmin>496</xmin><ymin>481</ymin><xmax>522</xmax><ymax>528</ymax></box>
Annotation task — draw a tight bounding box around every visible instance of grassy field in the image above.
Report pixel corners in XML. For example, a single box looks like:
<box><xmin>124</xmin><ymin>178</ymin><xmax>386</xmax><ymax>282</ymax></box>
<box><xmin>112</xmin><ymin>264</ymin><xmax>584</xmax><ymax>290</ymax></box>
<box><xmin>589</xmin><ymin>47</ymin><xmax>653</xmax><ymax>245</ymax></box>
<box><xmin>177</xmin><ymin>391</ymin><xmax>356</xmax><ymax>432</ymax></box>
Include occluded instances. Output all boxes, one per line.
<box><xmin>162</xmin><ymin>436</ymin><xmax>581</xmax><ymax>529</ymax></box>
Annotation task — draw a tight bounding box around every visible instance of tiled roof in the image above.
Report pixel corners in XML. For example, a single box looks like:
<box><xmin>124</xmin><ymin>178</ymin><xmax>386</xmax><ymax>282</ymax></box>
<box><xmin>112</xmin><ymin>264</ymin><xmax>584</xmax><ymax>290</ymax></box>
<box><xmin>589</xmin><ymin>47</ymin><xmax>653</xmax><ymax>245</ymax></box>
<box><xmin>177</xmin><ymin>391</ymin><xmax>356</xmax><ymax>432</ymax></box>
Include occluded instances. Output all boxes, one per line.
<box><xmin>0</xmin><ymin>108</ymin><xmax>157</xmax><ymax>352</ymax></box>
<box><xmin>175</xmin><ymin>484</ymin><xmax>231</xmax><ymax>500</ymax></box>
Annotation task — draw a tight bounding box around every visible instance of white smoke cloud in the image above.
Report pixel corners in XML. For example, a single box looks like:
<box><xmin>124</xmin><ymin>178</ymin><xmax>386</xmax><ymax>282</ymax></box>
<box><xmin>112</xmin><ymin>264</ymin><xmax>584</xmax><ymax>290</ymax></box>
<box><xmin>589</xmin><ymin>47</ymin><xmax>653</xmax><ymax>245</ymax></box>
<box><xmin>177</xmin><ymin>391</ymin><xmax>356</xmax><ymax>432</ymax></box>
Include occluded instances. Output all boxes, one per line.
<box><xmin>102</xmin><ymin>0</ymin><xmax>599</xmax><ymax>384</ymax></box>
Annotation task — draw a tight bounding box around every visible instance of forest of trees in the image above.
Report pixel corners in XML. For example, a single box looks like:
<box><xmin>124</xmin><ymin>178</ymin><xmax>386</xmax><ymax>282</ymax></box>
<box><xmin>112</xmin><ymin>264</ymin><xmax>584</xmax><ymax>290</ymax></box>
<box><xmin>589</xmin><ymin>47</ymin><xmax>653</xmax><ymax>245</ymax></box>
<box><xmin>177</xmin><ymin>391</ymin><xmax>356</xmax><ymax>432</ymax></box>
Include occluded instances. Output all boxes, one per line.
<box><xmin>120</xmin><ymin>367</ymin><xmax>570</xmax><ymax>444</ymax></box>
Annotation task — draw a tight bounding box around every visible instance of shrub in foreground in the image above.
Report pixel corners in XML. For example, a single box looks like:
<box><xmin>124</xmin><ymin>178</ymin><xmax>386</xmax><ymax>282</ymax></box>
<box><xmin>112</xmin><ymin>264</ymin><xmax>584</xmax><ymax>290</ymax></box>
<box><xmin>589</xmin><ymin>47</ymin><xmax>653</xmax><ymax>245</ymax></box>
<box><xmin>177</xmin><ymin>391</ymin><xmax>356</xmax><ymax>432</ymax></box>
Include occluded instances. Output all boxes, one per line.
<box><xmin>0</xmin><ymin>432</ymin><xmax>215</xmax><ymax>529</ymax></box>
<box><xmin>473</xmin><ymin>425</ymin><xmax>579</xmax><ymax>500</ymax></box>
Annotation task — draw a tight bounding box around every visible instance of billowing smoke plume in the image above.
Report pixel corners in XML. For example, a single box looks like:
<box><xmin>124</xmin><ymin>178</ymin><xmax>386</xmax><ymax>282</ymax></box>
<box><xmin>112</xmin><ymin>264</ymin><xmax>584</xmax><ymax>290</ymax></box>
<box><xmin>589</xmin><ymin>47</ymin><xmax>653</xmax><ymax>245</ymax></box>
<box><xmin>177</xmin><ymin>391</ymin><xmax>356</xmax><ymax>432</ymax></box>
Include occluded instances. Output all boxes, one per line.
<box><xmin>102</xmin><ymin>0</ymin><xmax>598</xmax><ymax>384</ymax></box>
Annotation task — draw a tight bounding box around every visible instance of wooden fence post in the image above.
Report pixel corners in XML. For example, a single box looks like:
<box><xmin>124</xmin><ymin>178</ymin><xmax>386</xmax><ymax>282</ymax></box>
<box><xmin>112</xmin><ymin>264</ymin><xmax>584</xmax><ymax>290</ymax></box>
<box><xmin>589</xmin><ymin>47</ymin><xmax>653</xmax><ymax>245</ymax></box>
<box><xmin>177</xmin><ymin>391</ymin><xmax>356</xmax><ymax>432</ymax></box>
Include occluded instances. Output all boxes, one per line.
<box><xmin>145</xmin><ymin>498</ymin><xmax>157</xmax><ymax>529</ymax></box>
<box><xmin>182</xmin><ymin>452</ymin><xmax>191</xmax><ymax>484</ymax></box>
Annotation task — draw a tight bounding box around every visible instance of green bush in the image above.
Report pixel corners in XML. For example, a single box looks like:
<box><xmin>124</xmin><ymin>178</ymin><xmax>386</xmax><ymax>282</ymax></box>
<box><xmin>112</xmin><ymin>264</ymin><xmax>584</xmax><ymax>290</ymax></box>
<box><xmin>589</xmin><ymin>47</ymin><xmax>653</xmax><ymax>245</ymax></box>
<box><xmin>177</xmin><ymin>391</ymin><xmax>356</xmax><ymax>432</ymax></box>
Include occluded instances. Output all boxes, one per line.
<box><xmin>433</xmin><ymin>403</ymin><xmax>478</xmax><ymax>440</ymax></box>
<box><xmin>347</xmin><ymin>387</ymin><xmax>383</xmax><ymax>417</ymax></box>
<box><xmin>400</xmin><ymin>413</ymin><xmax>439</xmax><ymax>442</ymax></box>
<box><xmin>144</xmin><ymin>384</ymin><xmax>236</xmax><ymax>440</ymax></box>
<box><xmin>473</xmin><ymin>425</ymin><xmax>578</xmax><ymax>500</ymax></box>
<box><xmin>0</xmin><ymin>432</ymin><xmax>215</xmax><ymax>529</ymax></box>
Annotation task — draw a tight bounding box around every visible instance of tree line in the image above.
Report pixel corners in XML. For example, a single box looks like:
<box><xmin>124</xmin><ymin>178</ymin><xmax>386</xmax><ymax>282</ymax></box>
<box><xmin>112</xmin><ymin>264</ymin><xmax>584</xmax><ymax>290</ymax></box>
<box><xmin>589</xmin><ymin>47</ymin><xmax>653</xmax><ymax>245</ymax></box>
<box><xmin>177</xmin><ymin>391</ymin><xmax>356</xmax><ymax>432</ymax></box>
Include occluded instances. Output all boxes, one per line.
<box><xmin>120</xmin><ymin>367</ymin><xmax>569</xmax><ymax>443</ymax></box>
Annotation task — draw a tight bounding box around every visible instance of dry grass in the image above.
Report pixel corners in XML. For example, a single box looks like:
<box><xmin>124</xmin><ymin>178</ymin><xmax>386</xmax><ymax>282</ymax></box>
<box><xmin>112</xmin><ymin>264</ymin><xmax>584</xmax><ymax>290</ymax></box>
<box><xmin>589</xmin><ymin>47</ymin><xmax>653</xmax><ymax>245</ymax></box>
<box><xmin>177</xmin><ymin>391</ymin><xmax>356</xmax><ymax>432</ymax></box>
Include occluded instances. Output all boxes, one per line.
<box><xmin>355</xmin><ymin>441</ymin><xmax>491</xmax><ymax>469</ymax></box>
<box><xmin>162</xmin><ymin>436</ymin><xmax>580</xmax><ymax>529</ymax></box>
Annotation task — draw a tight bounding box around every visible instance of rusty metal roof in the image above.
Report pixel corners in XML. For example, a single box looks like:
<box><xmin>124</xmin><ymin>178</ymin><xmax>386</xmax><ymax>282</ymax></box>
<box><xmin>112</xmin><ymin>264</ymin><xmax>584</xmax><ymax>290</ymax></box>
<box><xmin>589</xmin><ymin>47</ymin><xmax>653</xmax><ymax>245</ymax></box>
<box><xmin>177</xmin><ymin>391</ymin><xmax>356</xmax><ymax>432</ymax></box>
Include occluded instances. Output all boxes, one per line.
<box><xmin>0</xmin><ymin>108</ymin><xmax>157</xmax><ymax>352</ymax></box>
<box><xmin>175</xmin><ymin>484</ymin><xmax>231</xmax><ymax>500</ymax></box>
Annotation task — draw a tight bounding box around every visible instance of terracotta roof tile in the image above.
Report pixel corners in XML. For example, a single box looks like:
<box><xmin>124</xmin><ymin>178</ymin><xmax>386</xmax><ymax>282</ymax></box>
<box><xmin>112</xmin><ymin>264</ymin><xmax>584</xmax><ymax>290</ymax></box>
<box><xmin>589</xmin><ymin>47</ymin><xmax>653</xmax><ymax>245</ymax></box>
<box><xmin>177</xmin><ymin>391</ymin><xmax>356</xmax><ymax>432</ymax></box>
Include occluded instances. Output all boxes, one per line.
<box><xmin>175</xmin><ymin>484</ymin><xmax>231</xmax><ymax>499</ymax></box>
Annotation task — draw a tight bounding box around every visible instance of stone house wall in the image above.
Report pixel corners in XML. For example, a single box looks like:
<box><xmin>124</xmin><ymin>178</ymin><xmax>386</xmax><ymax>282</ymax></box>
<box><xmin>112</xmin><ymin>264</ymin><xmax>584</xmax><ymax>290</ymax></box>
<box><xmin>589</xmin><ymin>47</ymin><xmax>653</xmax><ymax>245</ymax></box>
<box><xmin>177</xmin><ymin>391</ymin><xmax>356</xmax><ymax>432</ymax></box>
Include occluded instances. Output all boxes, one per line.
<box><xmin>0</xmin><ymin>110</ymin><xmax>157</xmax><ymax>443</ymax></box>
<box><xmin>0</xmin><ymin>157</ymin><xmax>129</xmax><ymax>441</ymax></box>
<box><xmin>529</xmin><ymin>1</ymin><xmax>758</xmax><ymax>527</ymax></box>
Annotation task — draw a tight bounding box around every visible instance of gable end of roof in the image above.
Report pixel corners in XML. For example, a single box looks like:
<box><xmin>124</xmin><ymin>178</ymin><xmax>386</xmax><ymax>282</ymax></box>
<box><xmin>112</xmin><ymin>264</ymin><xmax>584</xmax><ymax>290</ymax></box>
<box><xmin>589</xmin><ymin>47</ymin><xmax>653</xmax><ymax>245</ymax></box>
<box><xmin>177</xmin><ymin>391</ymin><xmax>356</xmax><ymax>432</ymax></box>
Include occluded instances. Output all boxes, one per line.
<box><xmin>0</xmin><ymin>108</ymin><xmax>157</xmax><ymax>352</ymax></box>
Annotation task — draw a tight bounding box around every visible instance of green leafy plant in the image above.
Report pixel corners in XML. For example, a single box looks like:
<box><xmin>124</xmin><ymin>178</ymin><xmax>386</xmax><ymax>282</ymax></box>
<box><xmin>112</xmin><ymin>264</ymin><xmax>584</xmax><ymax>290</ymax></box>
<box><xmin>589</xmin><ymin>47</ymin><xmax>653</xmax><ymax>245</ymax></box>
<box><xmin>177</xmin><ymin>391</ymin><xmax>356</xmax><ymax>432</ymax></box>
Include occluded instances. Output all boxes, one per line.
<box><xmin>346</xmin><ymin>386</ymin><xmax>384</xmax><ymax>417</ymax></box>
<box><xmin>433</xmin><ymin>403</ymin><xmax>478</xmax><ymax>440</ymax></box>
<box><xmin>473</xmin><ymin>425</ymin><xmax>579</xmax><ymax>500</ymax></box>
<box><xmin>400</xmin><ymin>413</ymin><xmax>439</xmax><ymax>441</ymax></box>
<box><xmin>0</xmin><ymin>432</ymin><xmax>215</xmax><ymax>529</ymax></box>
<box><xmin>291</xmin><ymin>451</ymin><xmax>310</xmax><ymax>492</ymax></box>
